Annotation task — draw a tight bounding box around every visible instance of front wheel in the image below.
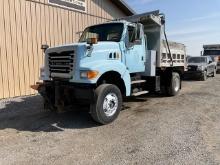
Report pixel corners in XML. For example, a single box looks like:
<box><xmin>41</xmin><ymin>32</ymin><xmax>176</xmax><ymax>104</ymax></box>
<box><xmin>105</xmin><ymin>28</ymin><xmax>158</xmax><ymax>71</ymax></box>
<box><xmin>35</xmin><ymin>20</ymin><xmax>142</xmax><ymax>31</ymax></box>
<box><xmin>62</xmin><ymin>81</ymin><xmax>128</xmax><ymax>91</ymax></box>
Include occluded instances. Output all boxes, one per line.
<box><xmin>201</xmin><ymin>71</ymin><xmax>207</xmax><ymax>81</ymax></box>
<box><xmin>166</xmin><ymin>72</ymin><xmax>181</xmax><ymax>96</ymax></box>
<box><xmin>90</xmin><ymin>84</ymin><xmax>122</xmax><ymax>125</ymax></box>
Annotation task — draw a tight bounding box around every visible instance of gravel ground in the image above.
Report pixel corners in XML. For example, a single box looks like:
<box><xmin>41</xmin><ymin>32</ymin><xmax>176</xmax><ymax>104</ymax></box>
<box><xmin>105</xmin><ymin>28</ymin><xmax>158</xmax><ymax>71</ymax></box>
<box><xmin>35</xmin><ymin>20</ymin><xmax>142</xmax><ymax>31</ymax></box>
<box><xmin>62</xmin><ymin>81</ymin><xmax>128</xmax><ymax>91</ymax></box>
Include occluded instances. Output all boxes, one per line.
<box><xmin>0</xmin><ymin>75</ymin><xmax>220</xmax><ymax>165</ymax></box>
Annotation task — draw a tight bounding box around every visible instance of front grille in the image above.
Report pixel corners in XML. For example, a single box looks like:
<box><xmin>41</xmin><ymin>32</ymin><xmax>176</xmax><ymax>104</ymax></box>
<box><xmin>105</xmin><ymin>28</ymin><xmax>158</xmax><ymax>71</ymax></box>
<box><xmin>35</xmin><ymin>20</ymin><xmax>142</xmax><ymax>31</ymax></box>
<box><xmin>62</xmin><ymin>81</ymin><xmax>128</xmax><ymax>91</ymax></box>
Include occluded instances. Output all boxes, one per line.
<box><xmin>187</xmin><ymin>65</ymin><xmax>198</xmax><ymax>71</ymax></box>
<box><xmin>48</xmin><ymin>51</ymin><xmax>75</xmax><ymax>79</ymax></box>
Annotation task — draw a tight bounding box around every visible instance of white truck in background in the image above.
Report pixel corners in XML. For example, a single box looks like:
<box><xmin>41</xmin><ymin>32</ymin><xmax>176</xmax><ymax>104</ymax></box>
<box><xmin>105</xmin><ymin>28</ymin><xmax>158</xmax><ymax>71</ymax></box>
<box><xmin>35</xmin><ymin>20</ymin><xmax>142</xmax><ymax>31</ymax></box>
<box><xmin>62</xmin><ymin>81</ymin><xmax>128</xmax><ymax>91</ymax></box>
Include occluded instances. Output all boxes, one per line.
<box><xmin>202</xmin><ymin>44</ymin><xmax>220</xmax><ymax>72</ymax></box>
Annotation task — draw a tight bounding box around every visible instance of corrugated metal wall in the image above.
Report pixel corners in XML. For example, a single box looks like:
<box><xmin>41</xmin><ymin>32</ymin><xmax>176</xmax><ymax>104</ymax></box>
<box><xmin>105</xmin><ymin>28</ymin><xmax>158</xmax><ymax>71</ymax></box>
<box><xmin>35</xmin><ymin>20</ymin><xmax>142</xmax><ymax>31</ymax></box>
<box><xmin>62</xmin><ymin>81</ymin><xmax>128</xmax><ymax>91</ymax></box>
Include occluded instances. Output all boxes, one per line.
<box><xmin>0</xmin><ymin>0</ymin><xmax>126</xmax><ymax>99</ymax></box>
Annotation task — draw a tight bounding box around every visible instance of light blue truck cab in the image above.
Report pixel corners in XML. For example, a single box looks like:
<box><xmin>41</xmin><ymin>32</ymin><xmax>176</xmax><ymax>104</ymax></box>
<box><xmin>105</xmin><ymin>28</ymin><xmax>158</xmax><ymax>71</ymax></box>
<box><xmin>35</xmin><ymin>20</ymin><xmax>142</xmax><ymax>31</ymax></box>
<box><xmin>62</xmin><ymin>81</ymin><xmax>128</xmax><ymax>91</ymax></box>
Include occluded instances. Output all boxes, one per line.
<box><xmin>33</xmin><ymin>11</ymin><xmax>186</xmax><ymax>124</ymax></box>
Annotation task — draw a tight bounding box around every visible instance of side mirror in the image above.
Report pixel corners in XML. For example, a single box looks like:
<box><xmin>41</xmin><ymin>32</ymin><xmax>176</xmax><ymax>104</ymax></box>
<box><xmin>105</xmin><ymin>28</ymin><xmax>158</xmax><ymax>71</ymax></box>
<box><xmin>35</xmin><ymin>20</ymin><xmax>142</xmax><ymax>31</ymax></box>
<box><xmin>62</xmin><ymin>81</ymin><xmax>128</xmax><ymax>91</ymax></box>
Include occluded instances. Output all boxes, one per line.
<box><xmin>87</xmin><ymin>38</ymin><xmax>98</xmax><ymax>45</ymax></box>
<box><xmin>209</xmin><ymin>61</ymin><xmax>212</xmax><ymax>64</ymax></box>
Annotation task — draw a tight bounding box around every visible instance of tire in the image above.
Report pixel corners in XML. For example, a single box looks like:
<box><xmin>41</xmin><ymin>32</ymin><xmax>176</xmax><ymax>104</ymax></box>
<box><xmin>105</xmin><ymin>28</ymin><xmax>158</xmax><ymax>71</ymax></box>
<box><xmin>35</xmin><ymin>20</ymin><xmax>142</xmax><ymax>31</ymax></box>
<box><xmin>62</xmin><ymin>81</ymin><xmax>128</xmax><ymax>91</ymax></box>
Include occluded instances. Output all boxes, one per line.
<box><xmin>212</xmin><ymin>69</ymin><xmax>216</xmax><ymax>77</ymax></box>
<box><xmin>166</xmin><ymin>72</ymin><xmax>181</xmax><ymax>96</ymax></box>
<box><xmin>201</xmin><ymin>71</ymin><xmax>207</xmax><ymax>81</ymax></box>
<box><xmin>90</xmin><ymin>84</ymin><xmax>122</xmax><ymax>125</ymax></box>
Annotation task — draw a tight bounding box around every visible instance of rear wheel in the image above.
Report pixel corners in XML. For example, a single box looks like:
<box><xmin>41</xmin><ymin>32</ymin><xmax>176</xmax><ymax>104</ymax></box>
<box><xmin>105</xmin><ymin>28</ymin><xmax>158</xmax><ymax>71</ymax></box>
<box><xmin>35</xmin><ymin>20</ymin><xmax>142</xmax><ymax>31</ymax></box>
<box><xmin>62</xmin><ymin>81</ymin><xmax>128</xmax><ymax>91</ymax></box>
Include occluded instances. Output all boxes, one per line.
<box><xmin>90</xmin><ymin>84</ymin><xmax>122</xmax><ymax>125</ymax></box>
<box><xmin>166</xmin><ymin>72</ymin><xmax>181</xmax><ymax>96</ymax></box>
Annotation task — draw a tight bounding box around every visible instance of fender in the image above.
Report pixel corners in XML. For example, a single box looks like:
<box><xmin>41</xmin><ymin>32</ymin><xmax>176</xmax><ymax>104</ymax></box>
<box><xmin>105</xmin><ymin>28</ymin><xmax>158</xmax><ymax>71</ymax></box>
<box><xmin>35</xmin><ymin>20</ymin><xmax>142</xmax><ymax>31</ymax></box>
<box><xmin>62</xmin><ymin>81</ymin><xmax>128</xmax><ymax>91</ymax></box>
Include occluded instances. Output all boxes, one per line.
<box><xmin>76</xmin><ymin>60</ymin><xmax>131</xmax><ymax>96</ymax></box>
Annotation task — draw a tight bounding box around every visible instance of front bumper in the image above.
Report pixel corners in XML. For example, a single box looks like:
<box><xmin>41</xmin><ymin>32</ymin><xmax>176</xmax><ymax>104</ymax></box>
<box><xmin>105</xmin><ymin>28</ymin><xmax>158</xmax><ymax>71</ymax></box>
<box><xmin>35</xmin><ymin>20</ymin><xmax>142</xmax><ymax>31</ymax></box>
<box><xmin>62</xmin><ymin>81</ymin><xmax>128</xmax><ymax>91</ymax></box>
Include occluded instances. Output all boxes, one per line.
<box><xmin>33</xmin><ymin>81</ymin><xmax>96</xmax><ymax>107</ymax></box>
<box><xmin>184</xmin><ymin>70</ymin><xmax>204</xmax><ymax>78</ymax></box>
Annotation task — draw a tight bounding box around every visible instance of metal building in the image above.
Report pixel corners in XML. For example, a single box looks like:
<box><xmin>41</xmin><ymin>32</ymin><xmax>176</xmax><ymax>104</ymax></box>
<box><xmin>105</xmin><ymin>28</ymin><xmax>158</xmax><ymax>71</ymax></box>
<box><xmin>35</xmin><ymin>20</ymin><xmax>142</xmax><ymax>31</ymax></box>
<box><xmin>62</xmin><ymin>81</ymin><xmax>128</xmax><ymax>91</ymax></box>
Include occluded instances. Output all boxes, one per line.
<box><xmin>0</xmin><ymin>0</ymin><xmax>134</xmax><ymax>99</ymax></box>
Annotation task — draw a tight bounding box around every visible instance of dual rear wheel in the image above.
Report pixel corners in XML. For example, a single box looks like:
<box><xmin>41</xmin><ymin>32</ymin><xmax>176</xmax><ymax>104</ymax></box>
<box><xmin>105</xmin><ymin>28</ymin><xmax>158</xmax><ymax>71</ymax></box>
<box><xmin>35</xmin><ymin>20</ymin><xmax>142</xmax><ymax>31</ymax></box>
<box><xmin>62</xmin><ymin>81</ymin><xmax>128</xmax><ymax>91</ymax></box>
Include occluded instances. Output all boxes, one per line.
<box><xmin>165</xmin><ymin>72</ymin><xmax>181</xmax><ymax>96</ymax></box>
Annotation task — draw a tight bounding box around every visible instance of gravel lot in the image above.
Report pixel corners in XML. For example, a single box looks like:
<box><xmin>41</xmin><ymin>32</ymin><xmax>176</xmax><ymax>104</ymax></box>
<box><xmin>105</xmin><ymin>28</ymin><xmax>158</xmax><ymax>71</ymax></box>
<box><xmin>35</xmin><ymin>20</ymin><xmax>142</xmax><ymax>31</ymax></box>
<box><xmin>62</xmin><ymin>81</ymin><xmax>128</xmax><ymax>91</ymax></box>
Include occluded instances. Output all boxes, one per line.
<box><xmin>0</xmin><ymin>75</ymin><xmax>220</xmax><ymax>165</ymax></box>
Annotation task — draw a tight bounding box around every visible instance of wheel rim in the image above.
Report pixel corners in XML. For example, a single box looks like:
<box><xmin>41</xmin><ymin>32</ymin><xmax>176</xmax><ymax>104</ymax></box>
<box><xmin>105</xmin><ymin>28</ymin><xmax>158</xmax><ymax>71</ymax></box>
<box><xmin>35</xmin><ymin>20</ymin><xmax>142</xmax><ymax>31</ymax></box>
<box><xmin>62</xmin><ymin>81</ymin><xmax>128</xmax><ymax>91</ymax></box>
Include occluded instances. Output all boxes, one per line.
<box><xmin>103</xmin><ymin>93</ymin><xmax>118</xmax><ymax>117</ymax></box>
<box><xmin>173</xmin><ymin>77</ymin><xmax>180</xmax><ymax>92</ymax></box>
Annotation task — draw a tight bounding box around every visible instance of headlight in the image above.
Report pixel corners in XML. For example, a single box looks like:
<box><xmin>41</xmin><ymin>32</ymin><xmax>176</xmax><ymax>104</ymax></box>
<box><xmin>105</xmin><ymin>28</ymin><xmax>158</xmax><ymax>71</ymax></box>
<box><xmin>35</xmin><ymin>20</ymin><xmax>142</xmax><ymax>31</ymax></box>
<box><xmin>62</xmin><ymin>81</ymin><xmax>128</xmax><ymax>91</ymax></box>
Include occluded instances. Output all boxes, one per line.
<box><xmin>197</xmin><ymin>65</ymin><xmax>204</xmax><ymax>71</ymax></box>
<box><xmin>80</xmin><ymin>70</ymin><xmax>99</xmax><ymax>79</ymax></box>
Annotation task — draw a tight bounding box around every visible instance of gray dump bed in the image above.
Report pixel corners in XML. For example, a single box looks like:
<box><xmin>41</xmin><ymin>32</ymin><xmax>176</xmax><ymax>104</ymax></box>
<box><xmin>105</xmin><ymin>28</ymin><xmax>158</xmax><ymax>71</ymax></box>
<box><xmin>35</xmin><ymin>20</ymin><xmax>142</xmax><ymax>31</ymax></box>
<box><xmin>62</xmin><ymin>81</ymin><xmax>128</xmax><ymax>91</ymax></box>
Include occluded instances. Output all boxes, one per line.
<box><xmin>161</xmin><ymin>40</ymin><xmax>186</xmax><ymax>67</ymax></box>
<box><xmin>121</xmin><ymin>10</ymin><xmax>186</xmax><ymax>68</ymax></box>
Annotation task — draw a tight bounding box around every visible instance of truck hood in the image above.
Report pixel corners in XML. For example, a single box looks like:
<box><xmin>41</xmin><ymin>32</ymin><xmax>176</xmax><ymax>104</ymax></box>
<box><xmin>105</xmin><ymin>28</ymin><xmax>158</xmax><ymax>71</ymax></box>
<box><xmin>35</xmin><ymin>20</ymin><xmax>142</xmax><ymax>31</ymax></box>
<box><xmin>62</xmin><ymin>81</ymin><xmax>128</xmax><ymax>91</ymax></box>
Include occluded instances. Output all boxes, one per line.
<box><xmin>79</xmin><ymin>41</ymin><xmax>122</xmax><ymax>64</ymax></box>
<box><xmin>46</xmin><ymin>41</ymin><xmax>121</xmax><ymax>58</ymax></box>
<box><xmin>43</xmin><ymin>41</ymin><xmax>122</xmax><ymax>82</ymax></box>
<box><xmin>89</xmin><ymin>41</ymin><xmax>120</xmax><ymax>50</ymax></box>
<box><xmin>84</xmin><ymin>41</ymin><xmax>121</xmax><ymax>57</ymax></box>
<box><xmin>47</xmin><ymin>41</ymin><xmax>120</xmax><ymax>50</ymax></box>
<box><xmin>47</xmin><ymin>42</ymin><xmax>86</xmax><ymax>48</ymax></box>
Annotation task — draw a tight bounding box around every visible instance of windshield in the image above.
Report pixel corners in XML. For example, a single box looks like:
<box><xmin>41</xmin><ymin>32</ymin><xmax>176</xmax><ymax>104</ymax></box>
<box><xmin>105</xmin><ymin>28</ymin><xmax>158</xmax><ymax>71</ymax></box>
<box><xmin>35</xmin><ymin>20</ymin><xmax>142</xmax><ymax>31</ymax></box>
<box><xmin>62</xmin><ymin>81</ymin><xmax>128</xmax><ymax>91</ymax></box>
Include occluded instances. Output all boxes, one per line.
<box><xmin>204</xmin><ymin>50</ymin><xmax>220</xmax><ymax>56</ymax></box>
<box><xmin>188</xmin><ymin>57</ymin><xmax>207</xmax><ymax>63</ymax></box>
<box><xmin>79</xmin><ymin>23</ymin><xmax>124</xmax><ymax>42</ymax></box>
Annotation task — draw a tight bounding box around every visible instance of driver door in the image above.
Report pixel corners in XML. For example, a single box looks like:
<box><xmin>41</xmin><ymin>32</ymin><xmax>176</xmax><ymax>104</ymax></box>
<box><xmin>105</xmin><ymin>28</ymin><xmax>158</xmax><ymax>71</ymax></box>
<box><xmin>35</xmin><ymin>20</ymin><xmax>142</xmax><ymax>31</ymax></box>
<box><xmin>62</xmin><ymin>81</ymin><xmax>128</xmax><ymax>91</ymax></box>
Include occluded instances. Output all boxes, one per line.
<box><xmin>125</xmin><ymin>25</ymin><xmax>146</xmax><ymax>73</ymax></box>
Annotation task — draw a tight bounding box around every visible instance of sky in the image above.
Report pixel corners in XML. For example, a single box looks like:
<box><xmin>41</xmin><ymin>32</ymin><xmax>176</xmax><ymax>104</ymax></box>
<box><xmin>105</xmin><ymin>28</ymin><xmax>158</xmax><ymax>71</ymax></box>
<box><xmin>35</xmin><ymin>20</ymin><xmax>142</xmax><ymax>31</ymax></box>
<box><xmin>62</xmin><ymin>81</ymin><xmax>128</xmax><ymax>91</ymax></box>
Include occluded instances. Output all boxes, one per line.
<box><xmin>124</xmin><ymin>0</ymin><xmax>220</xmax><ymax>56</ymax></box>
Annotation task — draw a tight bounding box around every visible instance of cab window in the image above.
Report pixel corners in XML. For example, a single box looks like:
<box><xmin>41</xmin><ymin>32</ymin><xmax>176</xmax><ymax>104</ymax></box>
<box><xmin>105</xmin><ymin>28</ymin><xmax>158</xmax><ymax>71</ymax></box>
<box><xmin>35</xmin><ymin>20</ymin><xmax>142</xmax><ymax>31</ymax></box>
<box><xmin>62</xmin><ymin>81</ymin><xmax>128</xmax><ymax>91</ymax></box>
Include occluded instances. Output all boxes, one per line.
<box><xmin>128</xmin><ymin>26</ymin><xmax>136</xmax><ymax>43</ymax></box>
<box><xmin>136</xmin><ymin>24</ymin><xmax>142</xmax><ymax>41</ymax></box>
<box><xmin>127</xmin><ymin>25</ymin><xmax>142</xmax><ymax>46</ymax></box>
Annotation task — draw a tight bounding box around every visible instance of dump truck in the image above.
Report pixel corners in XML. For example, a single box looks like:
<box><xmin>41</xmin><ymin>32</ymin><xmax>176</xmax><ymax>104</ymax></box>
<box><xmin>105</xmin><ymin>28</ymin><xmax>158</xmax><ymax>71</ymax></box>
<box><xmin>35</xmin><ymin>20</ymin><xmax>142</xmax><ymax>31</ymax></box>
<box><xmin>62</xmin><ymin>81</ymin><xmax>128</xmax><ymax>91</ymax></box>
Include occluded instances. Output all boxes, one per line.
<box><xmin>202</xmin><ymin>44</ymin><xmax>220</xmax><ymax>72</ymax></box>
<box><xmin>32</xmin><ymin>10</ymin><xmax>186</xmax><ymax>124</ymax></box>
